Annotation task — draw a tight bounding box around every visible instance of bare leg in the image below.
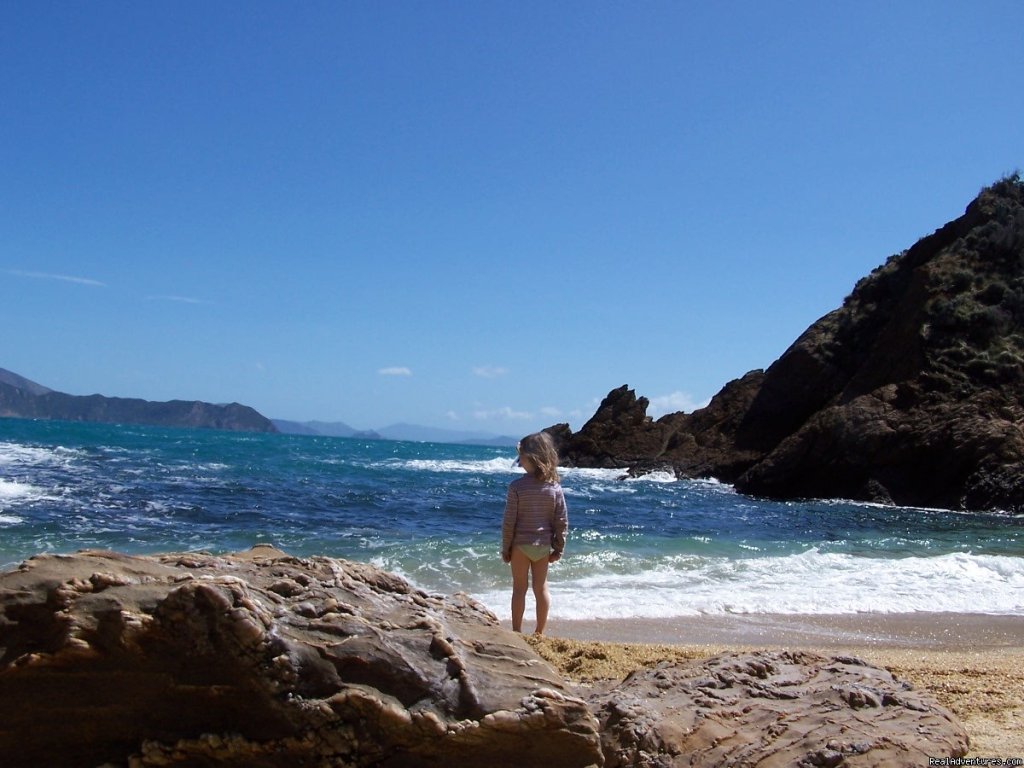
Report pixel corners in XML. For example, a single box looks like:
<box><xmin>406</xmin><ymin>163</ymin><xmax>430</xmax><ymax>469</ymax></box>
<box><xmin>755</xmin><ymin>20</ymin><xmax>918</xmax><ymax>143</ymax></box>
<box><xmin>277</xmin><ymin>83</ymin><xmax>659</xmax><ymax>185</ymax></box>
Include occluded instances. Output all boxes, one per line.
<box><xmin>509</xmin><ymin>548</ymin><xmax>531</xmax><ymax>633</ymax></box>
<box><xmin>531</xmin><ymin>556</ymin><xmax>551</xmax><ymax>635</ymax></box>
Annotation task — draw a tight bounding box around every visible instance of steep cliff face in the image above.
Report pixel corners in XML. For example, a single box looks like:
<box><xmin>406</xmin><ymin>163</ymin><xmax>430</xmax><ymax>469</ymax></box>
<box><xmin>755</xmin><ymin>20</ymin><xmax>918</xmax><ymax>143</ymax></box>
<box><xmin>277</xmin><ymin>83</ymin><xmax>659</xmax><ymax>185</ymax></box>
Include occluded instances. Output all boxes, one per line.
<box><xmin>552</xmin><ymin>175</ymin><xmax>1024</xmax><ymax>511</ymax></box>
<box><xmin>0</xmin><ymin>368</ymin><xmax>277</xmax><ymax>433</ymax></box>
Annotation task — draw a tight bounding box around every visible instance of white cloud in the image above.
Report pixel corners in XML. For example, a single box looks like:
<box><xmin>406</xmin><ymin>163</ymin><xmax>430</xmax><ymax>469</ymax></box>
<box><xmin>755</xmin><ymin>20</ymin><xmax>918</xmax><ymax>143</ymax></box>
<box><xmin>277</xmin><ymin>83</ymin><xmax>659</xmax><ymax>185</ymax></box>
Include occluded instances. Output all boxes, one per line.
<box><xmin>446</xmin><ymin>410</ymin><xmax>461</xmax><ymax>421</ymax></box>
<box><xmin>472</xmin><ymin>365</ymin><xmax>509</xmax><ymax>379</ymax></box>
<box><xmin>378</xmin><ymin>366</ymin><xmax>412</xmax><ymax>376</ymax></box>
<box><xmin>648</xmin><ymin>391</ymin><xmax>709</xmax><ymax>417</ymax></box>
<box><xmin>539</xmin><ymin>406</ymin><xmax>562</xmax><ymax>418</ymax></box>
<box><xmin>473</xmin><ymin>406</ymin><xmax>533</xmax><ymax>421</ymax></box>
<box><xmin>7</xmin><ymin>269</ymin><xmax>105</xmax><ymax>287</ymax></box>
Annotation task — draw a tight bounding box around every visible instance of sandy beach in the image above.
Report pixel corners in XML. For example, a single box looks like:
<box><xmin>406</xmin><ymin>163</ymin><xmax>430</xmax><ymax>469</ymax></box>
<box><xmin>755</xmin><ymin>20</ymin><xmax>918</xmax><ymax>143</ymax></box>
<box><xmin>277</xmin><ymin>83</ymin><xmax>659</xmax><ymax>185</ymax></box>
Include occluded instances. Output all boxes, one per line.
<box><xmin>521</xmin><ymin>612</ymin><xmax>1024</xmax><ymax>760</ymax></box>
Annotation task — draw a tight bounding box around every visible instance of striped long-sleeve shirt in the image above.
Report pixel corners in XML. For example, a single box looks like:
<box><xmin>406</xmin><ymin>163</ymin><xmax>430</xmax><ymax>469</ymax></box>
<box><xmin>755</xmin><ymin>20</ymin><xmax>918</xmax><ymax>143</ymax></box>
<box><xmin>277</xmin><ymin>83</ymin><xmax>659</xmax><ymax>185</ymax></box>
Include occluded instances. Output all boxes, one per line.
<box><xmin>501</xmin><ymin>474</ymin><xmax>568</xmax><ymax>557</ymax></box>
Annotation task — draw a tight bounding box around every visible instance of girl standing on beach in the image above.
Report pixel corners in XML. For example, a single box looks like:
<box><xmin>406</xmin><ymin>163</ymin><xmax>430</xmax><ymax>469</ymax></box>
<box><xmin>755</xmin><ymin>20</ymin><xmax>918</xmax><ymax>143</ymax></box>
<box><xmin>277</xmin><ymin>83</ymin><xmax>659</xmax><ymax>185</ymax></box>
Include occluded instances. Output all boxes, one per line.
<box><xmin>501</xmin><ymin>431</ymin><xmax>568</xmax><ymax>635</ymax></box>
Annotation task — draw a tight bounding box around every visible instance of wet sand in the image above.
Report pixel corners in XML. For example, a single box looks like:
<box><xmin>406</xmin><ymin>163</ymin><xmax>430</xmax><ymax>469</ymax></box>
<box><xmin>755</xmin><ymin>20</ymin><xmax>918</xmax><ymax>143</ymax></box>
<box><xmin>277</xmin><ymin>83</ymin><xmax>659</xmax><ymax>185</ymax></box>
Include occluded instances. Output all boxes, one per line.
<box><xmin>546</xmin><ymin>612</ymin><xmax>1024</xmax><ymax>650</ymax></box>
<box><xmin>518</xmin><ymin>612</ymin><xmax>1024</xmax><ymax>760</ymax></box>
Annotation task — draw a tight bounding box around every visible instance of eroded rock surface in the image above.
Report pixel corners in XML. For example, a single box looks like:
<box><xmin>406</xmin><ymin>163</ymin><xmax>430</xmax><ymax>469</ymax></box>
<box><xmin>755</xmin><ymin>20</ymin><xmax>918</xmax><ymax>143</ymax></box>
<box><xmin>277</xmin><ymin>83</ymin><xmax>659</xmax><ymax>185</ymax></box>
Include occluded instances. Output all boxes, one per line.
<box><xmin>0</xmin><ymin>546</ymin><xmax>601</xmax><ymax>767</ymax></box>
<box><xmin>0</xmin><ymin>549</ymin><xmax>969</xmax><ymax>767</ymax></box>
<box><xmin>592</xmin><ymin>650</ymin><xmax>968</xmax><ymax>767</ymax></box>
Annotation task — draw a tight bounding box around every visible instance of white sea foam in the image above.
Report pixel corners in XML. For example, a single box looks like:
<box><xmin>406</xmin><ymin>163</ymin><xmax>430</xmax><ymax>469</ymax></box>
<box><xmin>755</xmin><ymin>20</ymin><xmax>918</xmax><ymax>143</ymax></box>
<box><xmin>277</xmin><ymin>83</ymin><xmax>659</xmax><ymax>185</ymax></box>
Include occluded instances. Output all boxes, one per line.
<box><xmin>0</xmin><ymin>513</ymin><xmax>24</xmax><ymax>525</ymax></box>
<box><xmin>397</xmin><ymin>457</ymin><xmax>520</xmax><ymax>475</ymax></box>
<box><xmin>395</xmin><ymin>458</ymin><xmax>735</xmax><ymax>500</ymax></box>
<box><xmin>196</xmin><ymin>462</ymin><xmax>230</xmax><ymax>472</ymax></box>
<box><xmin>0</xmin><ymin>441</ymin><xmax>80</xmax><ymax>468</ymax></box>
<box><xmin>632</xmin><ymin>470</ymin><xmax>678</xmax><ymax>484</ymax></box>
<box><xmin>560</xmin><ymin>467</ymin><xmax>626</xmax><ymax>482</ymax></box>
<box><xmin>472</xmin><ymin>550</ymin><xmax>1024</xmax><ymax>621</ymax></box>
<box><xmin>566</xmin><ymin>483</ymin><xmax>638</xmax><ymax>497</ymax></box>
<box><xmin>0</xmin><ymin>478</ymin><xmax>47</xmax><ymax>506</ymax></box>
<box><xmin>397</xmin><ymin>459</ymin><xmax>682</xmax><ymax>483</ymax></box>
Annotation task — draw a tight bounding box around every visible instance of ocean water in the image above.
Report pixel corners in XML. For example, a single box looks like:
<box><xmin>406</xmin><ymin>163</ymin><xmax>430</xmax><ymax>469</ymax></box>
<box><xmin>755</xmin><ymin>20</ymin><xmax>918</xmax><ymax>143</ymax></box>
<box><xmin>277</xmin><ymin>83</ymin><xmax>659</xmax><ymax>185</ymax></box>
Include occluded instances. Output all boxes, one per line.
<box><xmin>1</xmin><ymin>418</ymin><xmax>1021</xmax><ymax>622</ymax></box>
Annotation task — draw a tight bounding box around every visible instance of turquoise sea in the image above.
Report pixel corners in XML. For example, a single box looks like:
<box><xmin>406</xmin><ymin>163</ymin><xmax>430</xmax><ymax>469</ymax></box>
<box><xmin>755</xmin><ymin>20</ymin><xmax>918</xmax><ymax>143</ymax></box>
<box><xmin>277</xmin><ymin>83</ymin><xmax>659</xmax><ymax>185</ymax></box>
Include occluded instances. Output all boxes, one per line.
<box><xmin>1</xmin><ymin>418</ymin><xmax>1021</xmax><ymax>621</ymax></box>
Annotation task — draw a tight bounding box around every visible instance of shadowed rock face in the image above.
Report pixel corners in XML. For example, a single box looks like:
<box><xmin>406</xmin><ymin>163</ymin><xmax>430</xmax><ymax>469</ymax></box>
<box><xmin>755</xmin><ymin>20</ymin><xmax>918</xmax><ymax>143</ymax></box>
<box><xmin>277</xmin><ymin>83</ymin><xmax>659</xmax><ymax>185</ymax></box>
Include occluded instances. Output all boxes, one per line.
<box><xmin>0</xmin><ymin>549</ymin><xmax>968</xmax><ymax>767</ymax></box>
<box><xmin>551</xmin><ymin>175</ymin><xmax>1024</xmax><ymax>511</ymax></box>
<box><xmin>0</xmin><ymin>547</ymin><xmax>601</xmax><ymax>768</ymax></box>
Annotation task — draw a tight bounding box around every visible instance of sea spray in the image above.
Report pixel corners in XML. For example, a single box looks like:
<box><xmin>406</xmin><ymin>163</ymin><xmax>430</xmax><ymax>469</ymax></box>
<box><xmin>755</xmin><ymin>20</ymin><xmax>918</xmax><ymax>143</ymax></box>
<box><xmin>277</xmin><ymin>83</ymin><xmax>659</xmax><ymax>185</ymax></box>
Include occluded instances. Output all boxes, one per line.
<box><xmin>1</xmin><ymin>419</ymin><xmax>1021</xmax><ymax>622</ymax></box>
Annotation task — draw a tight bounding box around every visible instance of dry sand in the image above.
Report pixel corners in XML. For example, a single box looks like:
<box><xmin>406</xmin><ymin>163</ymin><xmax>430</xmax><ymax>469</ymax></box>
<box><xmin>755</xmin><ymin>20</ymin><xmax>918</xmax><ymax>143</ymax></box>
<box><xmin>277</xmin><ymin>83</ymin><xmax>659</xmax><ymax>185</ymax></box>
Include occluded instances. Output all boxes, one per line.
<box><xmin>519</xmin><ymin>613</ymin><xmax>1024</xmax><ymax>760</ymax></box>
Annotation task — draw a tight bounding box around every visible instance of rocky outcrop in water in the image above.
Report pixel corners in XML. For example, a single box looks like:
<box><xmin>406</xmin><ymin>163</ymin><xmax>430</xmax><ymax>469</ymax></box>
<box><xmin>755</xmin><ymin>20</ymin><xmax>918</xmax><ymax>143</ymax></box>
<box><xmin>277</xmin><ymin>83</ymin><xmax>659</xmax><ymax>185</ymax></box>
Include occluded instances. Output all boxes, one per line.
<box><xmin>551</xmin><ymin>174</ymin><xmax>1024</xmax><ymax>511</ymax></box>
<box><xmin>0</xmin><ymin>367</ymin><xmax>276</xmax><ymax>432</ymax></box>
<box><xmin>0</xmin><ymin>548</ymin><xmax>967</xmax><ymax>767</ymax></box>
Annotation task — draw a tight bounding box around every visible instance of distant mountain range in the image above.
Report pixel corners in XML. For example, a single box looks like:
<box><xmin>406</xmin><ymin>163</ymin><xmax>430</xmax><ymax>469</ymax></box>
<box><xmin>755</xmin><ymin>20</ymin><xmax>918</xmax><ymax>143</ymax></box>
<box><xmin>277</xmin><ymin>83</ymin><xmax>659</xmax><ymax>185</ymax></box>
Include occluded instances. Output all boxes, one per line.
<box><xmin>271</xmin><ymin>418</ymin><xmax>518</xmax><ymax>447</ymax></box>
<box><xmin>0</xmin><ymin>367</ymin><xmax>517</xmax><ymax>446</ymax></box>
<box><xmin>0</xmin><ymin>368</ymin><xmax>275</xmax><ymax>433</ymax></box>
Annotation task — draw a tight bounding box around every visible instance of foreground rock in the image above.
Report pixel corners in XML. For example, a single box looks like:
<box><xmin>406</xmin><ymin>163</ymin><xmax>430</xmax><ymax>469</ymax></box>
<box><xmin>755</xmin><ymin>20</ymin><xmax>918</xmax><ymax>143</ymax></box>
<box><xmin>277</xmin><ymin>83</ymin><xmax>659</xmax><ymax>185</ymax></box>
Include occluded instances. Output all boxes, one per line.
<box><xmin>0</xmin><ymin>549</ymin><xmax>968</xmax><ymax>766</ymax></box>
<box><xmin>0</xmin><ymin>547</ymin><xmax>601</xmax><ymax>767</ymax></box>
<box><xmin>550</xmin><ymin>175</ymin><xmax>1024</xmax><ymax>511</ymax></box>
<box><xmin>592</xmin><ymin>650</ymin><xmax>968</xmax><ymax>767</ymax></box>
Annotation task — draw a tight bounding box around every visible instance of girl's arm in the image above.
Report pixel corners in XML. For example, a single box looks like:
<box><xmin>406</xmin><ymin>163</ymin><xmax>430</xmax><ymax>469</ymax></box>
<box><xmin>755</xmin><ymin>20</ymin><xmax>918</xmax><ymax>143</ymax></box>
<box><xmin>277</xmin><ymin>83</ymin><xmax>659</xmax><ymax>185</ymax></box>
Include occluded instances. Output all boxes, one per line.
<box><xmin>550</xmin><ymin>488</ymin><xmax>568</xmax><ymax>558</ymax></box>
<box><xmin>501</xmin><ymin>485</ymin><xmax>518</xmax><ymax>562</ymax></box>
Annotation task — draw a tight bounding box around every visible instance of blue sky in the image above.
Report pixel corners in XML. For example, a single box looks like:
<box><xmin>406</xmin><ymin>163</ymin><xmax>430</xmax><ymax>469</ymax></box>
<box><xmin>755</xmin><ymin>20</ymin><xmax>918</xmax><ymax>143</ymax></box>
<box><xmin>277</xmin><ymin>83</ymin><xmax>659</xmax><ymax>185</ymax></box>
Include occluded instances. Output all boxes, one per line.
<box><xmin>3</xmin><ymin>1</ymin><xmax>1022</xmax><ymax>436</ymax></box>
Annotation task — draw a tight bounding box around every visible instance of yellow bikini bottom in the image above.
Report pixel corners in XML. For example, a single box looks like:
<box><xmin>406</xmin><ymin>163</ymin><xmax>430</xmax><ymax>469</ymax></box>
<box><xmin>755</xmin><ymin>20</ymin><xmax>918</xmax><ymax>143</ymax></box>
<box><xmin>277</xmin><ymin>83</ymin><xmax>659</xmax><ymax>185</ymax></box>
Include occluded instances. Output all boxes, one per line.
<box><xmin>517</xmin><ymin>544</ymin><xmax>552</xmax><ymax>562</ymax></box>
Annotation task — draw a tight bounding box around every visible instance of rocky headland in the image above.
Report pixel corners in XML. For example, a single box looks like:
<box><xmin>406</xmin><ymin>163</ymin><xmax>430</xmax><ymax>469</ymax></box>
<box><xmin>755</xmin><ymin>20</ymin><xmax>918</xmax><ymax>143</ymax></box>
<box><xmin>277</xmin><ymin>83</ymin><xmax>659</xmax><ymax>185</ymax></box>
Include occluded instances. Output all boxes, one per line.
<box><xmin>0</xmin><ymin>368</ymin><xmax>276</xmax><ymax>433</ymax></box>
<box><xmin>0</xmin><ymin>547</ymin><xmax>968</xmax><ymax>767</ymax></box>
<box><xmin>548</xmin><ymin>174</ymin><xmax>1024</xmax><ymax>512</ymax></box>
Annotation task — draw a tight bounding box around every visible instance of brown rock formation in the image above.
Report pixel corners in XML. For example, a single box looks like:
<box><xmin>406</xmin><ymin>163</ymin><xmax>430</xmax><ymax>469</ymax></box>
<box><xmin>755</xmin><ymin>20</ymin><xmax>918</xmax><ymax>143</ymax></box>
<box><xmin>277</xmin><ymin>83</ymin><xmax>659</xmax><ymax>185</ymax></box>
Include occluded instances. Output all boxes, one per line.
<box><xmin>0</xmin><ymin>548</ymin><xmax>969</xmax><ymax>766</ymax></box>
<box><xmin>0</xmin><ymin>547</ymin><xmax>601</xmax><ymax>767</ymax></box>
<box><xmin>593</xmin><ymin>650</ymin><xmax>968</xmax><ymax>767</ymax></box>
<box><xmin>552</xmin><ymin>174</ymin><xmax>1024</xmax><ymax>511</ymax></box>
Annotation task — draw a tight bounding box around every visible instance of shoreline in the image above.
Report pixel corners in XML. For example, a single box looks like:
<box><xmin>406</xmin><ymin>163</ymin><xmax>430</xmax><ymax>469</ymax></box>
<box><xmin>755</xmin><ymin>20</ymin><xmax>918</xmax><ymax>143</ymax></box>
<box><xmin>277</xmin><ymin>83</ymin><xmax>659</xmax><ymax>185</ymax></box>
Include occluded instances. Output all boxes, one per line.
<box><xmin>539</xmin><ymin>611</ymin><xmax>1024</xmax><ymax>651</ymax></box>
<box><xmin>519</xmin><ymin>611</ymin><xmax>1024</xmax><ymax>760</ymax></box>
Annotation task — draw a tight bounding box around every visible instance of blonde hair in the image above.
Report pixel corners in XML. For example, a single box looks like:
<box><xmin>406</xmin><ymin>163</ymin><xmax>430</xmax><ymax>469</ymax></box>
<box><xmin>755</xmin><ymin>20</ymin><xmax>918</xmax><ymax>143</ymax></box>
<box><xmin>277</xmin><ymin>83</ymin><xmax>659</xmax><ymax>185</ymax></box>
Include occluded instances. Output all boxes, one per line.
<box><xmin>518</xmin><ymin>431</ymin><xmax>560</xmax><ymax>484</ymax></box>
